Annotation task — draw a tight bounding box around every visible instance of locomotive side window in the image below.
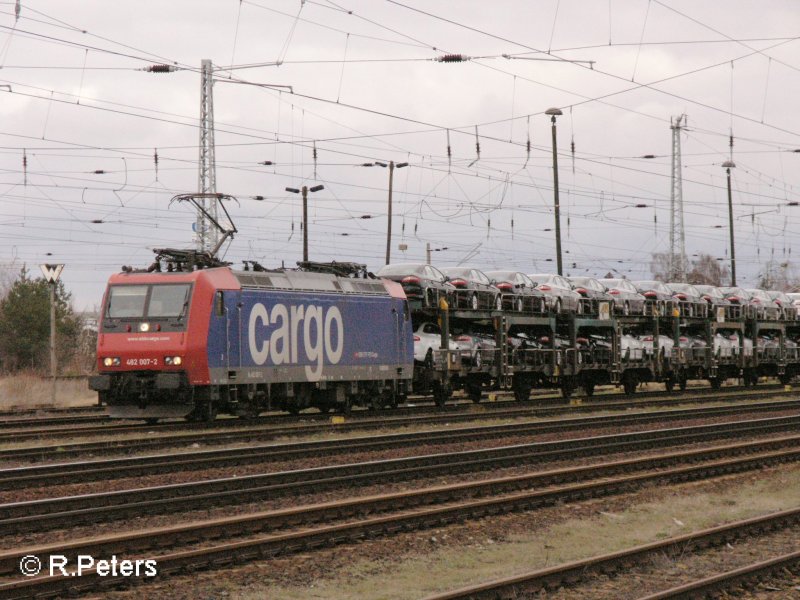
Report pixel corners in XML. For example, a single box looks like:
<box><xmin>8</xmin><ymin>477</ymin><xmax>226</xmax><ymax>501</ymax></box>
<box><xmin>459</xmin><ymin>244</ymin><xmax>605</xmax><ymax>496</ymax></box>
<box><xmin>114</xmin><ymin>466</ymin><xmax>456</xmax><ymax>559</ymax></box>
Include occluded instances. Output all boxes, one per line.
<box><xmin>107</xmin><ymin>285</ymin><xmax>148</xmax><ymax>318</ymax></box>
<box><xmin>215</xmin><ymin>291</ymin><xmax>225</xmax><ymax>317</ymax></box>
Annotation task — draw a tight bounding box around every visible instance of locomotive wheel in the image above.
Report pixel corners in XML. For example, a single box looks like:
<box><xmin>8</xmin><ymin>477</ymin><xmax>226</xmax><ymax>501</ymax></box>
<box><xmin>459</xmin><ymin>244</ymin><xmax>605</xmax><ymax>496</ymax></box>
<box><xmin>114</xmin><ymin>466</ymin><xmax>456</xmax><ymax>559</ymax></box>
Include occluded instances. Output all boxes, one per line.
<box><xmin>192</xmin><ymin>389</ymin><xmax>218</xmax><ymax>422</ymax></box>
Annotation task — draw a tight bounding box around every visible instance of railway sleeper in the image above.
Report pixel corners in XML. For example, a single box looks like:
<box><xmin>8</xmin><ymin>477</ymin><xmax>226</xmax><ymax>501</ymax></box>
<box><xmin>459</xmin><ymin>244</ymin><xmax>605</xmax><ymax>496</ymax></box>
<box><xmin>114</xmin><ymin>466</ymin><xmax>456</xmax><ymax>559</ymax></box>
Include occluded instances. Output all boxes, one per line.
<box><xmin>6</xmin><ymin>451</ymin><xmax>800</xmax><ymax>598</ymax></box>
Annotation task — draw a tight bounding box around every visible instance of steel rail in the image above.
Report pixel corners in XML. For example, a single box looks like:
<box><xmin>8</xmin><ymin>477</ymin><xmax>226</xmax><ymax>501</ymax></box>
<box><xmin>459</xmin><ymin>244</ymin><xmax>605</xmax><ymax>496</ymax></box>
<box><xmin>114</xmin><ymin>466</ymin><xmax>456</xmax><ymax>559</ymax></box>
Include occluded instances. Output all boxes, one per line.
<box><xmin>0</xmin><ymin>405</ymin><xmax>101</xmax><ymax>420</ymax></box>
<box><xmin>2</xmin><ymin>409</ymin><xmax>800</xmax><ymax>491</ymax></box>
<box><xmin>2</xmin><ymin>445</ymin><xmax>800</xmax><ymax>599</ymax></box>
<box><xmin>2</xmin><ymin>396</ymin><xmax>798</xmax><ymax>465</ymax></box>
<box><xmin>638</xmin><ymin>551</ymin><xmax>800</xmax><ymax>599</ymax></box>
<box><xmin>0</xmin><ymin>415</ymin><xmax>109</xmax><ymax>431</ymax></box>
<box><xmin>0</xmin><ymin>385</ymin><xmax>785</xmax><ymax>441</ymax></box>
<box><xmin>3</xmin><ymin>423</ymin><xmax>800</xmax><ymax>536</ymax></box>
<box><xmin>423</xmin><ymin>508</ymin><xmax>800</xmax><ymax>599</ymax></box>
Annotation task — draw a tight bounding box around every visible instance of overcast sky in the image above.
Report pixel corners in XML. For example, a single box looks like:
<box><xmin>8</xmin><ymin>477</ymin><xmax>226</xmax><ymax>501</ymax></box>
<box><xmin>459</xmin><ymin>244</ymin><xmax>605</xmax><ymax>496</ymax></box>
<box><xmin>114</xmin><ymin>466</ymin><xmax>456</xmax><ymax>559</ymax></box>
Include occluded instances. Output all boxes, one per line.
<box><xmin>1</xmin><ymin>0</ymin><xmax>799</xmax><ymax>308</ymax></box>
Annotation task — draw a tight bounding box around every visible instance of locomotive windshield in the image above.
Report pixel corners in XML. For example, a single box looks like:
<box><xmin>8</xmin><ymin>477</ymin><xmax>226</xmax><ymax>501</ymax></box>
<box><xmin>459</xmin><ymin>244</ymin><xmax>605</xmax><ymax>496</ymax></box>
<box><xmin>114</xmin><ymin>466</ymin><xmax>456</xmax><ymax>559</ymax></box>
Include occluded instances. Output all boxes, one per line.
<box><xmin>106</xmin><ymin>284</ymin><xmax>191</xmax><ymax>319</ymax></box>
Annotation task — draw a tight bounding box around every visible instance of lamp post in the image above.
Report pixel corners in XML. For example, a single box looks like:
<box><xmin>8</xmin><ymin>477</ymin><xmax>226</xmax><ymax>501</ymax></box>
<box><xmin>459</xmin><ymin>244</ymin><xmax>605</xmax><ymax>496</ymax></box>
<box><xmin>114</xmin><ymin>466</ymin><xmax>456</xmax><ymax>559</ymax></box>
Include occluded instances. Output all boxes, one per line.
<box><xmin>363</xmin><ymin>161</ymin><xmax>409</xmax><ymax>264</ymax></box>
<box><xmin>285</xmin><ymin>184</ymin><xmax>324</xmax><ymax>262</ymax></box>
<box><xmin>722</xmin><ymin>160</ymin><xmax>736</xmax><ymax>286</ymax></box>
<box><xmin>545</xmin><ymin>107</ymin><xmax>564</xmax><ymax>275</ymax></box>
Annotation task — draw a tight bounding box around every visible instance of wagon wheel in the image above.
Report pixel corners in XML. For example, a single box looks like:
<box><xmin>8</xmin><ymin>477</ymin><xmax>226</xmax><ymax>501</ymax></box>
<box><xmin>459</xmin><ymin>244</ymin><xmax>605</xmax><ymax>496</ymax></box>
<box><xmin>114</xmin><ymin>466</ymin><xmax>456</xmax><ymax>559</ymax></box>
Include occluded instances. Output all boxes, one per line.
<box><xmin>513</xmin><ymin>378</ymin><xmax>532</xmax><ymax>402</ymax></box>
<box><xmin>470</xmin><ymin>293</ymin><xmax>479</xmax><ymax>310</ymax></box>
<box><xmin>466</xmin><ymin>382</ymin><xmax>482</xmax><ymax>403</ymax></box>
<box><xmin>679</xmin><ymin>374</ymin><xmax>687</xmax><ymax>391</ymax></box>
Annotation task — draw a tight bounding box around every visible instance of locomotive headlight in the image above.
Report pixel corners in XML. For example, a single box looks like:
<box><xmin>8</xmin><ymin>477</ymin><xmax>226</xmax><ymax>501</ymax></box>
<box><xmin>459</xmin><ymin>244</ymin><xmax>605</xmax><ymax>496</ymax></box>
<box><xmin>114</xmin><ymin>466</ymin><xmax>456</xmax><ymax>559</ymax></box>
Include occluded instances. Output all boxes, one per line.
<box><xmin>103</xmin><ymin>357</ymin><xmax>121</xmax><ymax>367</ymax></box>
<box><xmin>164</xmin><ymin>356</ymin><xmax>182</xmax><ymax>366</ymax></box>
<box><xmin>139</xmin><ymin>322</ymin><xmax>151</xmax><ymax>332</ymax></box>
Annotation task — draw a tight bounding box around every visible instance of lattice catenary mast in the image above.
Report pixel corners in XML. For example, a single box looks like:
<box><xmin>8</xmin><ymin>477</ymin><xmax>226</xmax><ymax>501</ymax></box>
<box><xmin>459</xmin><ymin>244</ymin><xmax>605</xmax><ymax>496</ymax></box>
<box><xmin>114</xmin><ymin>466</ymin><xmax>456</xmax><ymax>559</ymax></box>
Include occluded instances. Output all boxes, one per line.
<box><xmin>668</xmin><ymin>115</ymin><xmax>687</xmax><ymax>282</ymax></box>
<box><xmin>196</xmin><ymin>59</ymin><xmax>219</xmax><ymax>253</ymax></box>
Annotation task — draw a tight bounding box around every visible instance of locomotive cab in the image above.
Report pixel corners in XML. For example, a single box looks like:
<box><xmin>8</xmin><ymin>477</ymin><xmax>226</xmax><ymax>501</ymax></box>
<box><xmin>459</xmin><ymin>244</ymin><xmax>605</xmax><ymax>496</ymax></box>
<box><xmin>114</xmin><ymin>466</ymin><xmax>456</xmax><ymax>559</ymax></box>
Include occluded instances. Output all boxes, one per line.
<box><xmin>89</xmin><ymin>270</ymin><xmax>218</xmax><ymax>421</ymax></box>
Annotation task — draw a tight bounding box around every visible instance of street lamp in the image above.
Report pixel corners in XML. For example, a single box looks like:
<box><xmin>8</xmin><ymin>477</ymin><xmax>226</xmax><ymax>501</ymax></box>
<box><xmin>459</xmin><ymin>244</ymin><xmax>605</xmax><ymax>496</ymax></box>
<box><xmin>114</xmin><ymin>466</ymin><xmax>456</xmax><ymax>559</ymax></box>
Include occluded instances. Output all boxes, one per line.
<box><xmin>365</xmin><ymin>161</ymin><xmax>409</xmax><ymax>265</ymax></box>
<box><xmin>722</xmin><ymin>160</ymin><xmax>736</xmax><ymax>286</ymax></box>
<box><xmin>285</xmin><ymin>184</ymin><xmax>325</xmax><ymax>262</ymax></box>
<box><xmin>545</xmin><ymin>107</ymin><xmax>564</xmax><ymax>275</ymax></box>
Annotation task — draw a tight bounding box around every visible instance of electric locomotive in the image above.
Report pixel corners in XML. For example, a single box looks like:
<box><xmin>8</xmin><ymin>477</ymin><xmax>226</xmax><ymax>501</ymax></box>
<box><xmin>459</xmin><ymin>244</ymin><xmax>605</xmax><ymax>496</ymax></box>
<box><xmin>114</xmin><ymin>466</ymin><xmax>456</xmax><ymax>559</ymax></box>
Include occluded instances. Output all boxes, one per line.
<box><xmin>90</xmin><ymin>258</ymin><xmax>414</xmax><ymax>421</ymax></box>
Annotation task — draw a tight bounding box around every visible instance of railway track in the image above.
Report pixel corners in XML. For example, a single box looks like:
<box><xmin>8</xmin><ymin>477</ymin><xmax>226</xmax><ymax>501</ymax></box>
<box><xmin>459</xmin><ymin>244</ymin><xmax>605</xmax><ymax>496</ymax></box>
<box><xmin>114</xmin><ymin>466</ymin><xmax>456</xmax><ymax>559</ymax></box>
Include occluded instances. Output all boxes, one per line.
<box><xmin>2</xmin><ymin>393</ymin><xmax>798</xmax><ymax>464</ymax></box>
<box><xmin>2</xmin><ymin>403</ymin><xmax>800</xmax><ymax>490</ymax></box>
<box><xmin>423</xmin><ymin>507</ymin><xmax>800</xmax><ymax>599</ymax></box>
<box><xmin>0</xmin><ymin>384</ymin><xmax>787</xmax><ymax>441</ymax></box>
<box><xmin>0</xmin><ymin>405</ymin><xmax>101</xmax><ymax>420</ymax></box>
<box><xmin>2</xmin><ymin>438</ymin><xmax>798</xmax><ymax>599</ymax></box>
<box><xmin>2</xmin><ymin>415</ymin><xmax>800</xmax><ymax>533</ymax></box>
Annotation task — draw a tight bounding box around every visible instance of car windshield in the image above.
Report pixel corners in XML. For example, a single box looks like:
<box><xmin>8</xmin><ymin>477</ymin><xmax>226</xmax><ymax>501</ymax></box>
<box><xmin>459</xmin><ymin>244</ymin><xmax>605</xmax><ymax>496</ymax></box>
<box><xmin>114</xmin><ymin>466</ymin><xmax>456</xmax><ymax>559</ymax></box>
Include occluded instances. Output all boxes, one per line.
<box><xmin>377</xmin><ymin>264</ymin><xmax>424</xmax><ymax>276</ymax></box>
<box><xmin>528</xmin><ymin>274</ymin><xmax>553</xmax><ymax>284</ymax></box>
<box><xmin>695</xmin><ymin>286</ymin><xmax>723</xmax><ymax>298</ymax></box>
<box><xmin>106</xmin><ymin>283</ymin><xmax>191</xmax><ymax>319</ymax></box>
<box><xmin>486</xmin><ymin>271</ymin><xmax>516</xmax><ymax>281</ymax></box>
<box><xmin>667</xmin><ymin>283</ymin><xmax>697</xmax><ymax>294</ymax></box>
<box><xmin>441</xmin><ymin>268</ymin><xmax>471</xmax><ymax>279</ymax></box>
<box><xmin>637</xmin><ymin>281</ymin><xmax>670</xmax><ymax>293</ymax></box>
<box><xmin>719</xmin><ymin>287</ymin><xmax>749</xmax><ymax>297</ymax></box>
<box><xmin>570</xmin><ymin>277</ymin><xmax>602</xmax><ymax>291</ymax></box>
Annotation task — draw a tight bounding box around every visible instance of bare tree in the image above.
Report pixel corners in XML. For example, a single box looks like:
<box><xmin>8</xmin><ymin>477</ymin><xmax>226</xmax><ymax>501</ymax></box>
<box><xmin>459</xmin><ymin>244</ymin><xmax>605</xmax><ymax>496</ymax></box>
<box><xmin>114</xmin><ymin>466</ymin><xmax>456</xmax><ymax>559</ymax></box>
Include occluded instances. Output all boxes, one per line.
<box><xmin>649</xmin><ymin>252</ymin><xmax>671</xmax><ymax>281</ymax></box>
<box><xmin>686</xmin><ymin>254</ymin><xmax>729</xmax><ymax>286</ymax></box>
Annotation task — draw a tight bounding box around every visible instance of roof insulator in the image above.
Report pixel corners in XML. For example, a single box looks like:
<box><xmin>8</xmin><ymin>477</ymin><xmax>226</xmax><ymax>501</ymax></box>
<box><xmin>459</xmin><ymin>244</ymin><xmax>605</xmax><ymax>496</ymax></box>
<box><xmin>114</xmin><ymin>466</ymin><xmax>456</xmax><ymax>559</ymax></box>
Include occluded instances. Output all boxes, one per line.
<box><xmin>144</xmin><ymin>64</ymin><xmax>178</xmax><ymax>73</ymax></box>
<box><xmin>436</xmin><ymin>54</ymin><xmax>468</xmax><ymax>63</ymax></box>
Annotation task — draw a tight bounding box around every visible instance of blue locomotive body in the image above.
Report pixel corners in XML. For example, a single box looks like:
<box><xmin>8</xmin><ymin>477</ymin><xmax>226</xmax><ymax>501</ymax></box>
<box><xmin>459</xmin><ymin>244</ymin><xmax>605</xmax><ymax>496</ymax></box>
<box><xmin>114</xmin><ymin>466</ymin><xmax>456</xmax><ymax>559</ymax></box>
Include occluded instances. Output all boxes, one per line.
<box><xmin>208</xmin><ymin>277</ymin><xmax>414</xmax><ymax>385</ymax></box>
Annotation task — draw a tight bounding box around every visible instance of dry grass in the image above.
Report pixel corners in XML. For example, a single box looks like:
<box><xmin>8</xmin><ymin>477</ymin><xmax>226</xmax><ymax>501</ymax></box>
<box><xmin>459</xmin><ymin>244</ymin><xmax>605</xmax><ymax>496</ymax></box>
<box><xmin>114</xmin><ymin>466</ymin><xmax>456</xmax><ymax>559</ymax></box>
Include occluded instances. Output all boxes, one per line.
<box><xmin>0</xmin><ymin>373</ymin><xmax>97</xmax><ymax>411</ymax></box>
<box><xmin>240</xmin><ymin>465</ymin><xmax>800</xmax><ymax>600</ymax></box>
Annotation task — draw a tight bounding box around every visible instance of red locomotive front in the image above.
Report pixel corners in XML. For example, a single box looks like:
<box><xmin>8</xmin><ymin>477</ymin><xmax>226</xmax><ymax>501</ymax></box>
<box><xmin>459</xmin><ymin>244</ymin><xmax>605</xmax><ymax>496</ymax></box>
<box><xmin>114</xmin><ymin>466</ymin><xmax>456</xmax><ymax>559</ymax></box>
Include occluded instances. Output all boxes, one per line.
<box><xmin>89</xmin><ymin>268</ymin><xmax>240</xmax><ymax>420</ymax></box>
